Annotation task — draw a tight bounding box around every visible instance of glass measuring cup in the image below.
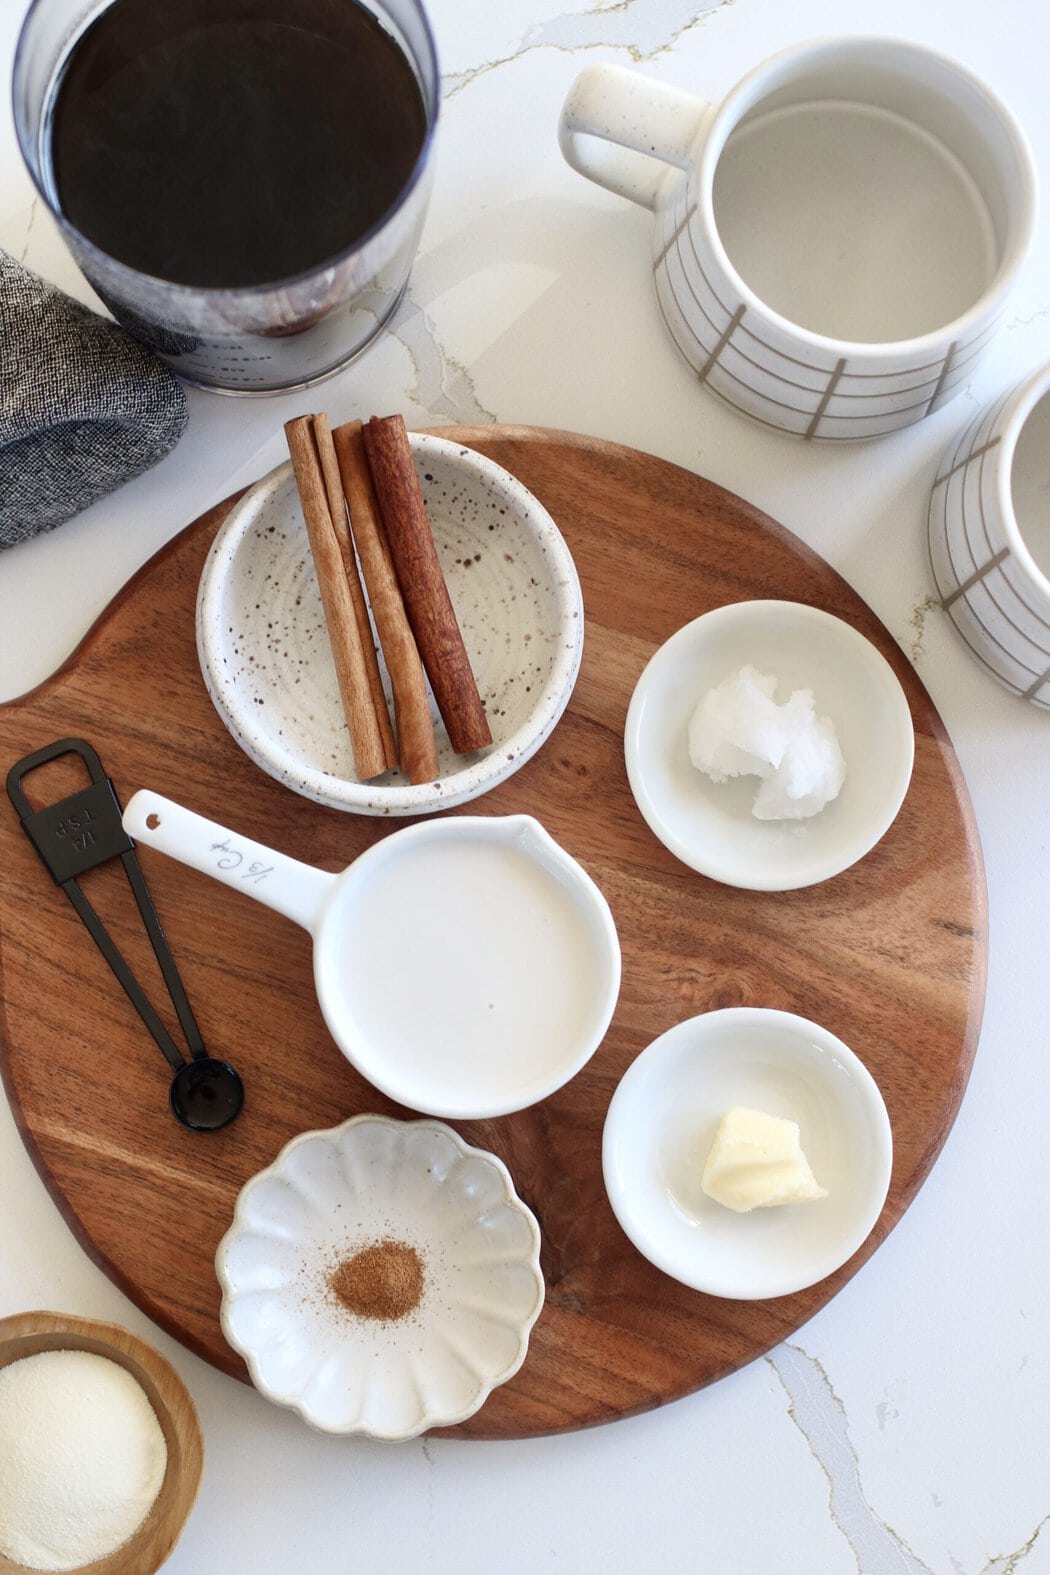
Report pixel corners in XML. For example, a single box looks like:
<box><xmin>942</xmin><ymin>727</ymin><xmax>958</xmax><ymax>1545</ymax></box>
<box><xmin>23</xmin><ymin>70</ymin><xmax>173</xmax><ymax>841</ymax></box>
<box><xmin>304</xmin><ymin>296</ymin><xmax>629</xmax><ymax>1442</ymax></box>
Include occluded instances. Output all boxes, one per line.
<box><xmin>13</xmin><ymin>0</ymin><xmax>440</xmax><ymax>393</ymax></box>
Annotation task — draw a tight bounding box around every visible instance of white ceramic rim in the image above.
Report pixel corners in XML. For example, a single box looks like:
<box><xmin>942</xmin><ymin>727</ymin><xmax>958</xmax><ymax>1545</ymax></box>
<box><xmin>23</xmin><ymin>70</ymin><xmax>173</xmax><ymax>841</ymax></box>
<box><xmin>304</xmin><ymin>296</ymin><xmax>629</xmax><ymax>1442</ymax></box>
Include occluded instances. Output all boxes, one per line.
<box><xmin>601</xmin><ymin>1006</ymin><xmax>894</xmax><ymax>1300</ymax></box>
<box><xmin>623</xmin><ymin>600</ymin><xmax>916</xmax><ymax>890</ymax></box>
<box><xmin>990</xmin><ymin>361</ymin><xmax>1050</xmax><ymax>600</ymax></box>
<box><xmin>215</xmin><ymin>1114</ymin><xmax>546</xmax><ymax>1438</ymax></box>
<box><xmin>693</xmin><ymin>34</ymin><xmax>1038</xmax><ymax>358</ymax></box>
<box><xmin>309</xmin><ymin>815</ymin><xmax>623</xmax><ymax>1119</ymax></box>
<box><xmin>195</xmin><ymin>433</ymin><xmax>585</xmax><ymax>814</ymax></box>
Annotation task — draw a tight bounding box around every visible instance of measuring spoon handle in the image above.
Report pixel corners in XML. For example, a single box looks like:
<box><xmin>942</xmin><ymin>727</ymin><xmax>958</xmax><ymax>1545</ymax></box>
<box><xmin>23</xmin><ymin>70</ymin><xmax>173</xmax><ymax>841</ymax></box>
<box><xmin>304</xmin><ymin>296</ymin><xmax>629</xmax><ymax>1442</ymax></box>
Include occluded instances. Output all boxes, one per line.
<box><xmin>122</xmin><ymin>790</ymin><xmax>335</xmax><ymax>935</ymax></box>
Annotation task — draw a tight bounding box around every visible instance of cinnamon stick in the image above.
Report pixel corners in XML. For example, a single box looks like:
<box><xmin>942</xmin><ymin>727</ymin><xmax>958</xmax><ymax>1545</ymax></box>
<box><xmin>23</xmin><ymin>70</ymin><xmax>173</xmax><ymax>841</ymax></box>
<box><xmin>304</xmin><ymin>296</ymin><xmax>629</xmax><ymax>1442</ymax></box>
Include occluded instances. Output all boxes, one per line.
<box><xmin>283</xmin><ymin>415</ymin><xmax>390</xmax><ymax>782</ymax></box>
<box><xmin>361</xmin><ymin>414</ymin><xmax>492</xmax><ymax>755</ymax></box>
<box><xmin>332</xmin><ymin>420</ymin><xmax>440</xmax><ymax>785</ymax></box>
<box><xmin>310</xmin><ymin>413</ymin><xmax>398</xmax><ymax>772</ymax></box>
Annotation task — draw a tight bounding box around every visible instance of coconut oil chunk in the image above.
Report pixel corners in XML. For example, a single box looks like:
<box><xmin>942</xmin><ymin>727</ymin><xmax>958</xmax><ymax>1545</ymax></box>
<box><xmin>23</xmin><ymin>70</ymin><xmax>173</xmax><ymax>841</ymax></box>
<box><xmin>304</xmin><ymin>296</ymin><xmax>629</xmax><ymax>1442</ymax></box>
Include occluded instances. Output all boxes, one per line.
<box><xmin>688</xmin><ymin>665</ymin><xmax>845</xmax><ymax>819</ymax></box>
<box><xmin>701</xmin><ymin>1105</ymin><xmax>828</xmax><ymax>1213</ymax></box>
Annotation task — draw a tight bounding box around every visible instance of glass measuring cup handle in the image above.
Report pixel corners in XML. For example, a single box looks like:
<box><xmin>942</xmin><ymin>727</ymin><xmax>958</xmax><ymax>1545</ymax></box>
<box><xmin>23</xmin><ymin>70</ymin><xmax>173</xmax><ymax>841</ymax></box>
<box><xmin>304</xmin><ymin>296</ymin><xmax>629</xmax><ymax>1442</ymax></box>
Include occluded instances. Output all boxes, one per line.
<box><xmin>121</xmin><ymin>790</ymin><xmax>335</xmax><ymax>935</ymax></box>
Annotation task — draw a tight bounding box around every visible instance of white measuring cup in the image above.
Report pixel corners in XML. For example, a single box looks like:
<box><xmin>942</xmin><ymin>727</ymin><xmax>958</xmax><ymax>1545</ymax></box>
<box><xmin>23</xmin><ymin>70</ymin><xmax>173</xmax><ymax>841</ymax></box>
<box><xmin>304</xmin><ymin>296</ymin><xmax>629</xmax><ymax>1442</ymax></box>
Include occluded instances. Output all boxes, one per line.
<box><xmin>122</xmin><ymin>791</ymin><xmax>621</xmax><ymax>1120</ymax></box>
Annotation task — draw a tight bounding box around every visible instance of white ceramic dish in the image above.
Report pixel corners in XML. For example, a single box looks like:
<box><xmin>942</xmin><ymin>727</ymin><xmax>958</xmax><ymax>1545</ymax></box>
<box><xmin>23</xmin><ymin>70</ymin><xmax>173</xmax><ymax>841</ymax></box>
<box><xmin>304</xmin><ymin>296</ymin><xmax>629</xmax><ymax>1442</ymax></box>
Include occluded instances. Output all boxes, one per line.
<box><xmin>623</xmin><ymin>600</ymin><xmax>914</xmax><ymax>889</ymax></box>
<box><xmin>215</xmin><ymin>1115</ymin><xmax>545</xmax><ymax>1439</ymax></box>
<box><xmin>602</xmin><ymin>1008</ymin><xmax>893</xmax><ymax>1300</ymax></box>
<box><xmin>196</xmin><ymin>432</ymin><xmax>584</xmax><ymax>815</ymax></box>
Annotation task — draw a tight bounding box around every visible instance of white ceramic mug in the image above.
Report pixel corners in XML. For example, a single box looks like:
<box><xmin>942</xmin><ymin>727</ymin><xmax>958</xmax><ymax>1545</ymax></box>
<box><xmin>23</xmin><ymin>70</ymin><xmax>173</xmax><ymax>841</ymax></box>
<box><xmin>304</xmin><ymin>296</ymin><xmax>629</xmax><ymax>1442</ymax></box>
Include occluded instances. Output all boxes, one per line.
<box><xmin>927</xmin><ymin>363</ymin><xmax>1050</xmax><ymax>707</ymax></box>
<box><xmin>559</xmin><ymin>38</ymin><xmax>1036</xmax><ymax>440</ymax></box>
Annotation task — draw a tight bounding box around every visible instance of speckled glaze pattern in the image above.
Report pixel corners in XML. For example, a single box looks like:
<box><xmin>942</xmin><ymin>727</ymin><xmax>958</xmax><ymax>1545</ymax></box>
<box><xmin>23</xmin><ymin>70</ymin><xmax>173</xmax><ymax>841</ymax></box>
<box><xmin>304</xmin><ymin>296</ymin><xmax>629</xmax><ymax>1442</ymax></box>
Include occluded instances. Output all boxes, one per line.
<box><xmin>215</xmin><ymin>1114</ymin><xmax>545</xmax><ymax>1439</ymax></box>
<box><xmin>559</xmin><ymin>44</ymin><xmax>1036</xmax><ymax>439</ymax></box>
<box><xmin>196</xmin><ymin>433</ymin><xmax>584</xmax><ymax>813</ymax></box>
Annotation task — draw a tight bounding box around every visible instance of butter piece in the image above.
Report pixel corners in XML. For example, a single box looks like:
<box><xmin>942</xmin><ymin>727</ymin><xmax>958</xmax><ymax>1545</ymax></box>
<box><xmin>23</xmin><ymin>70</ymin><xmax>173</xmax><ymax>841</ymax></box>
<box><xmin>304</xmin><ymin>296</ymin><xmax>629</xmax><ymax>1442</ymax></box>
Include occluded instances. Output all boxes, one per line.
<box><xmin>701</xmin><ymin>1105</ymin><xmax>827</xmax><ymax>1213</ymax></box>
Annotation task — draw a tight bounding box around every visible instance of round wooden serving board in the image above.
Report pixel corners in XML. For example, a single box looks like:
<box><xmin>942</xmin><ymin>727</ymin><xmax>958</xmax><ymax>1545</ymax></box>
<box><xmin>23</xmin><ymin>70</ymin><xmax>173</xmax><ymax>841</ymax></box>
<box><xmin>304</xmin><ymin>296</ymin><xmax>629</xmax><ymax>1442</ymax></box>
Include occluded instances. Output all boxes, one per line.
<box><xmin>0</xmin><ymin>426</ymin><xmax>986</xmax><ymax>1439</ymax></box>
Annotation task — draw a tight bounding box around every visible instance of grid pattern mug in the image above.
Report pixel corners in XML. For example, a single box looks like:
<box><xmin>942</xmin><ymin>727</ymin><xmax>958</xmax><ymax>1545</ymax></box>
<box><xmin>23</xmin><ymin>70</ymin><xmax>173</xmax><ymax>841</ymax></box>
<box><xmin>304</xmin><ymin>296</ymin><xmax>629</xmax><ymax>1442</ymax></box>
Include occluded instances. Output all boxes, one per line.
<box><xmin>559</xmin><ymin>38</ymin><xmax>1036</xmax><ymax>440</ymax></box>
<box><xmin>928</xmin><ymin>364</ymin><xmax>1050</xmax><ymax>707</ymax></box>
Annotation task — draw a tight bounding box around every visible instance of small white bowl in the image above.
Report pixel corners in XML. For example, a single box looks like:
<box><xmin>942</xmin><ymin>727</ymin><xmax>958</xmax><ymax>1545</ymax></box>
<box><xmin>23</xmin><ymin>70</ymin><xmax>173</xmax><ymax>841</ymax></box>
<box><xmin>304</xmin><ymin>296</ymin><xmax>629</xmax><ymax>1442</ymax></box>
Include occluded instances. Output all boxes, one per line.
<box><xmin>215</xmin><ymin>1115</ymin><xmax>545</xmax><ymax>1439</ymax></box>
<box><xmin>602</xmin><ymin>1008</ymin><xmax>893</xmax><ymax>1301</ymax></box>
<box><xmin>623</xmin><ymin>600</ymin><xmax>914</xmax><ymax>889</ymax></box>
<box><xmin>196</xmin><ymin>432</ymin><xmax>584</xmax><ymax>815</ymax></box>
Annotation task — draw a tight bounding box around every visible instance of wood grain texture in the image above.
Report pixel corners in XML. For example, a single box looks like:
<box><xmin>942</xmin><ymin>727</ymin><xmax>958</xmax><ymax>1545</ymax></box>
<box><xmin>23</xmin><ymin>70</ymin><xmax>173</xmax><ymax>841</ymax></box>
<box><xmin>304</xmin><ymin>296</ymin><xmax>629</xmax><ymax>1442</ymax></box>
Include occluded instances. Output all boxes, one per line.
<box><xmin>0</xmin><ymin>426</ymin><xmax>986</xmax><ymax>1439</ymax></box>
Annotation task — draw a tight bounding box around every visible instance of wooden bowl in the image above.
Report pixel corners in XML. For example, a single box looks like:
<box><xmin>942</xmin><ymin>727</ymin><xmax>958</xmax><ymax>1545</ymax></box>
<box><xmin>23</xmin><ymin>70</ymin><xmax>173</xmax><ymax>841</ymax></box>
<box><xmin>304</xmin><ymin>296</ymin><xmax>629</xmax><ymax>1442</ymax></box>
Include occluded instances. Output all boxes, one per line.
<box><xmin>0</xmin><ymin>1311</ymin><xmax>203</xmax><ymax>1575</ymax></box>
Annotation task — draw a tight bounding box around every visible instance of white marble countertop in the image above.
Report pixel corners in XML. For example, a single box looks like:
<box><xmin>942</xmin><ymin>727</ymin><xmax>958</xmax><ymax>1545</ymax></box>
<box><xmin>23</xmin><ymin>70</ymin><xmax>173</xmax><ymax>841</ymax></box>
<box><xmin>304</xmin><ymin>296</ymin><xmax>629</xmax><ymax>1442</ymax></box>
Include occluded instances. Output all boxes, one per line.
<box><xmin>2</xmin><ymin>1</ymin><xmax>1049</xmax><ymax>1571</ymax></box>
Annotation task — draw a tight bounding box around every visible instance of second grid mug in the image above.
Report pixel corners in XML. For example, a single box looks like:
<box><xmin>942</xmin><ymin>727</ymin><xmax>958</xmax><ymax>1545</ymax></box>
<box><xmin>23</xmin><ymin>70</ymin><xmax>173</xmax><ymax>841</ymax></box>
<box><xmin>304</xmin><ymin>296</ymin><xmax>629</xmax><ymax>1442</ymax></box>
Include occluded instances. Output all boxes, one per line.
<box><xmin>559</xmin><ymin>38</ymin><xmax>1036</xmax><ymax>440</ymax></box>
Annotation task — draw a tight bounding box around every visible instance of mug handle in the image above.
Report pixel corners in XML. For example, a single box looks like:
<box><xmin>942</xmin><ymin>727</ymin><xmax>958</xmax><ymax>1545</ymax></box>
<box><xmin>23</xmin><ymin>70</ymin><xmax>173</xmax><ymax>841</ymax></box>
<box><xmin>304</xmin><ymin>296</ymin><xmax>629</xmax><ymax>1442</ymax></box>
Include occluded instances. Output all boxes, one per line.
<box><xmin>558</xmin><ymin>63</ymin><xmax>713</xmax><ymax>211</ymax></box>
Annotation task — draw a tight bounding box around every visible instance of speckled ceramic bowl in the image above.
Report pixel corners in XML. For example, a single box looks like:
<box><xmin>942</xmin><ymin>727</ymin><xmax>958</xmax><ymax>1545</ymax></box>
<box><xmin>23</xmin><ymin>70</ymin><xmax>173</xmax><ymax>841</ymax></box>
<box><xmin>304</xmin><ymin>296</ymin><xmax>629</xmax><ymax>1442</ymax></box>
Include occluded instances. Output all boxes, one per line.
<box><xmin>196</xmin><ymin>432</ymin><xmax>584</xmax><ymax>814</ymax></box>
<box><xmin>215</xmin><ymin>1115</ymin><xmax>546</xmax><ymax>1439</ymax></box>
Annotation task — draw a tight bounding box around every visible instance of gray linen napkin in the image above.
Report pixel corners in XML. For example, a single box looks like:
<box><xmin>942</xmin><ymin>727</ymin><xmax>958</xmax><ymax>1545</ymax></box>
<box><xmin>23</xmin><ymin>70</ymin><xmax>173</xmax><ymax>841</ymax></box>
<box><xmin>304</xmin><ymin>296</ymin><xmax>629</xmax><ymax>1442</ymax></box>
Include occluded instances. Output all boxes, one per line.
<box><xmin>0</xmin><ymin>250</ymin><xmax>188</xmax><ymax>547</ymax></box>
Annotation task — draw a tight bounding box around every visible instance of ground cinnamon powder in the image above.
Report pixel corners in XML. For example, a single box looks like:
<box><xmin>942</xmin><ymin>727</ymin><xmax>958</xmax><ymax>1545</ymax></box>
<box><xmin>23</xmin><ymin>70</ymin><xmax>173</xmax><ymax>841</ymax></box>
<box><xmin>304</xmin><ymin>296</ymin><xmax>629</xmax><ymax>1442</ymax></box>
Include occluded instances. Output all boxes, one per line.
<box><xmin>329</xmin><ymin>1239</ymin><xmax>424</xmax><ymax>1320</ymax></box>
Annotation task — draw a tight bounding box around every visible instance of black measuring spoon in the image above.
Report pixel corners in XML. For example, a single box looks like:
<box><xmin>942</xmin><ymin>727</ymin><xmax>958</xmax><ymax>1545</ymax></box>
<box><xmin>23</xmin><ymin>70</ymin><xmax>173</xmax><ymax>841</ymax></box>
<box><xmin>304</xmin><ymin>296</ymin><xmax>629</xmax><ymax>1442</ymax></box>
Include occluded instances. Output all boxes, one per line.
<box><xmin>6</xmin><ymin>738</ymin><xmax>244</xmax><ymax>1132</ymax></box>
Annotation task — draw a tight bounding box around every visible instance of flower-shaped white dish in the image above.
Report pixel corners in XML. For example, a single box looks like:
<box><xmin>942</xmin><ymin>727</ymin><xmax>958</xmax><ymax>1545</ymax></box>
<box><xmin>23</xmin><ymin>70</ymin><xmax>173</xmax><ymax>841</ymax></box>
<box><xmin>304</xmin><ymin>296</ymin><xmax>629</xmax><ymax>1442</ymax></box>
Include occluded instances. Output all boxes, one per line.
<box><xmin>196</xmin><ymin>432</ymin><xmax>583</xmax><ymax>815</ymax></box>
<box><xmin>623</xmin><ymin>600</ymin><xmax>914</xmax><ymax>889</ymax></box>
<box><xmin>603</xmin><ymin>1008</ymin><xmax>893</xmax><ymax>1301</ymax></box>
<box><xmin>215</xmin><ymin>1115</ymin><xmax>545</xmax><ymax>1439</ymax></box>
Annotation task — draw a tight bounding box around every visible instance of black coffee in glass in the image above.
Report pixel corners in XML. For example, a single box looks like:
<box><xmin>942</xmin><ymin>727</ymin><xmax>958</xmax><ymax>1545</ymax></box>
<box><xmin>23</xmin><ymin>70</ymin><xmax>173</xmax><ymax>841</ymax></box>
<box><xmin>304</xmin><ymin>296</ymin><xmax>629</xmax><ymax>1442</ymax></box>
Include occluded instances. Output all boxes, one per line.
<box><xmin>49</xmin><ymin>0</ymin><xmax>428</xmax><ymax>290</ymax></box>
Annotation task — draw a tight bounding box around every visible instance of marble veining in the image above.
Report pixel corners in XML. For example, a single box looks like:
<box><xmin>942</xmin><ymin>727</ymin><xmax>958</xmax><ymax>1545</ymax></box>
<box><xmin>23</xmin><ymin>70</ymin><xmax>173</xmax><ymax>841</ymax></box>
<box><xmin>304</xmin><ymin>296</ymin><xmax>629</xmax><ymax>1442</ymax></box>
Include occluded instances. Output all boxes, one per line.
<box><xmin>2</xmin><ymin>0</ymin><xmax>1049</xmax><ymax>1569</ymax></box>
<box><xmin>772</xmin><ymin>1344</ymin><xmax>936</xmax><ymax>1574</ymax></box>
<box><xmin>392</xmin><ymin>298</ymin><xmax>498</xmax><ymax>423</ymax></box>
<box><xmin>442</xmin><ymin>0</ymin><xmax>732</xmax><ymax>97</ymax></box>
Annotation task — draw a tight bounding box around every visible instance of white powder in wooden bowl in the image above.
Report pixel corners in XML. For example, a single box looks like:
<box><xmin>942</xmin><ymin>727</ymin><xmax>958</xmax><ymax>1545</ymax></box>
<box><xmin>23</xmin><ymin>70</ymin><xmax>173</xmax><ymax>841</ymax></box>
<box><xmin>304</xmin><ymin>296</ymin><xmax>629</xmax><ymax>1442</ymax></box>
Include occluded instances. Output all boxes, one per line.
<box><xmin>0</xmin><ymin>1348</ymin><xmax>167</xmax><ymax>1571</ymax></box>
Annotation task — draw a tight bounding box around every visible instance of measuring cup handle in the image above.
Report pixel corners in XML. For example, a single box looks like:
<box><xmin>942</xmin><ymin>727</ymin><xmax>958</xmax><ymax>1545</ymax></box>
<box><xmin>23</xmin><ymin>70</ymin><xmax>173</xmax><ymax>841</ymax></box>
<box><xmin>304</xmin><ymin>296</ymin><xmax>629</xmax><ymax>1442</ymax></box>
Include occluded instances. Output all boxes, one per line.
<box><xmin>122</xmin><ymin>790</ymin><xmax>334</xmax><ymax>935</ymax></box>
<box><xmin>558</xmin><ymin>63</ymin><xmax>713</xmax><ymax>211</ymax></box>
